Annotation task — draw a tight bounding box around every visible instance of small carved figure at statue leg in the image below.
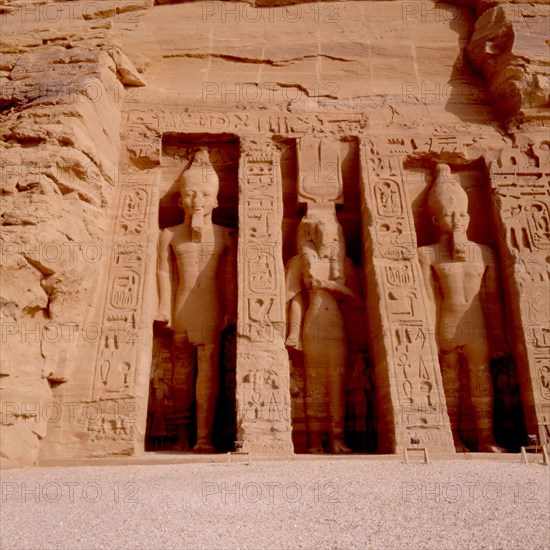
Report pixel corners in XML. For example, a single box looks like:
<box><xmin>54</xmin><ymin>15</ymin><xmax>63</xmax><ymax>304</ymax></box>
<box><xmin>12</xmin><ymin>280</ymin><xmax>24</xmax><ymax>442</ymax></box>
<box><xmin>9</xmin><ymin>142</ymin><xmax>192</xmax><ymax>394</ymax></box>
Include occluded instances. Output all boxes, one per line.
<box><xmin>307</xmin><ymin>431</ymin><xmax>324</xmax><ymax>454</ymax></box>
<box><xmin>466</xmin><ymin>341</ymin><xmax>505</xmax><ymax>453</ymax></box>
<box><xmin>327</xmin><ymin>353</ymin><xmax>352</xmax><ymax>454</ymax></box>
<box><xmin>171</xmin><ymin>335</ymin><xmax>195</xmax><ymax>451</ymax></box>
<box><xmin>439</xmin><ymin>349</ymin><xmax>470</xmax><ymax>452</ymax></box>
<box><xmin>304</xmin><ymin>368</ymin><xmax>325</xmax><ymax>454</ymax></box>
<box><xmin>330</xmin><ymin>427</ymin><xmax>352</xmax><ymax>454</ymax></box>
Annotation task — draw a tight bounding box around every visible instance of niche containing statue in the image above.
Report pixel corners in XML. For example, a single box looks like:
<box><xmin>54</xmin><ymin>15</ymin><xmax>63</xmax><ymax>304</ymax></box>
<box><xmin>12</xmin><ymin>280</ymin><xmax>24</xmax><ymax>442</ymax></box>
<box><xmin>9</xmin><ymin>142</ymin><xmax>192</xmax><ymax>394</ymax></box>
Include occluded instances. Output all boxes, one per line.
<box><xmin>410</xmin><ymin>162</ymin><xmax>526</xmax><ymax>452</ymax></box>
<box><xmin>281</xmin><ymin>137</ymin><xmax>376</xmax><ymax>454</ymax></box>
<box><xmin>146</xmin><ymin>134</ymin><xmax>239</xmax><ymax>452</ymax></box>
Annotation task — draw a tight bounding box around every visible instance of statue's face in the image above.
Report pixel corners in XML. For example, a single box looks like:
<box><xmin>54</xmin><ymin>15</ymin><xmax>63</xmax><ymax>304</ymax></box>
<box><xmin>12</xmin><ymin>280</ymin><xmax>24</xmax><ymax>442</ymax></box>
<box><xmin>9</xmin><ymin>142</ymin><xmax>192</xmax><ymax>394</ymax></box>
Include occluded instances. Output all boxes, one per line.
<box><xmin>311</xmin><ymin>220</ymin><xmax>338</xmax><ymax>252</ymax></box>
<box><xmin>433</xmin><ymin>204</ymin><xmax>470</xmax><ymax>235</ymax></box>
<box><xmin>180</xmin><ymin>179</ymin><xmax>218</xmax><ymax>217</ymax></box>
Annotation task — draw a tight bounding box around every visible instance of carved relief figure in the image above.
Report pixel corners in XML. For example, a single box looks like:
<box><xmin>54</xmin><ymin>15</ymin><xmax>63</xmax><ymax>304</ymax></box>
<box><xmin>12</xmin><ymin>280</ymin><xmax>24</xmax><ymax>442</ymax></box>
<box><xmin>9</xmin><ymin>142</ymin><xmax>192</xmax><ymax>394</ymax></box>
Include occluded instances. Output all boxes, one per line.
<box><xmin>418</xmin><ymin>164</ymin><xmax>508</xmax><ymax>452</ymax></box>
<box><xmin>345</xmin><ymin>353</ymin><xmax>375</xmax><ymax>452</ymax></box>
<box><xmin>156</xmin><ymin>148</ymin><xmax>235</xmax><ymax>453</ymax></box>
<box><xmin>285</xmin><ymin>205</ymin><xmax>358</xmax><ymax>453</ymax></box>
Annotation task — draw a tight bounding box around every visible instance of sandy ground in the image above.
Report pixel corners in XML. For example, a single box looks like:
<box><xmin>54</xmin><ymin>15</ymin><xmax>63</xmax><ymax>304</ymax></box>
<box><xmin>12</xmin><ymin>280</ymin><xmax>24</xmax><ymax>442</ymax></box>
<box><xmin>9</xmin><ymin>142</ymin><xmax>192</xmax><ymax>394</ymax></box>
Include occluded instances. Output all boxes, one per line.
<box><xmin>1</xmin><ymin>458</ymin><xmax>549</xmax><ymax>550</ymax></box>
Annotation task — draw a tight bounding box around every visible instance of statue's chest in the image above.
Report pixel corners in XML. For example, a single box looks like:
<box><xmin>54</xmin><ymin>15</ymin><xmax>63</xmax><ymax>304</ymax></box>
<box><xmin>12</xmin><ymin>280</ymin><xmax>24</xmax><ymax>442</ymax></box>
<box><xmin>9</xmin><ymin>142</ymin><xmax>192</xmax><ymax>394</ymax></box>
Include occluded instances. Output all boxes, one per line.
<box><xmin>173</xmin><ymin>239</ymin><xmax>223</xmax><ymax>269</ymax></box>
<box><xmin>434</xmin><ymin>262</ymin><xmax>485</xmax><ymax>286</ymax></box>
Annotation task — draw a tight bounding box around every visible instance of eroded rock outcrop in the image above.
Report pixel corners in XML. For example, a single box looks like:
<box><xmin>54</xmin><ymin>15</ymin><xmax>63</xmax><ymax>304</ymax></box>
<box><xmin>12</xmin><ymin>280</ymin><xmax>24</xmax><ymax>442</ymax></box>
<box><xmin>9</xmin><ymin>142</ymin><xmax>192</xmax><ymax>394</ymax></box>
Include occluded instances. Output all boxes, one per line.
<box><xmin>466</xmin><ymin>2</ymin><xmax>549</xmax><ymax>123</ymax></box>
<box><xmin>0</xmin><ymin>2</ymin><xmax>148</xmax><ymax>466</ymax></box>
<box><xmin>1</xmin><ymin>0</ymin><xmax>548</xmax><ymax>466</ymax></box>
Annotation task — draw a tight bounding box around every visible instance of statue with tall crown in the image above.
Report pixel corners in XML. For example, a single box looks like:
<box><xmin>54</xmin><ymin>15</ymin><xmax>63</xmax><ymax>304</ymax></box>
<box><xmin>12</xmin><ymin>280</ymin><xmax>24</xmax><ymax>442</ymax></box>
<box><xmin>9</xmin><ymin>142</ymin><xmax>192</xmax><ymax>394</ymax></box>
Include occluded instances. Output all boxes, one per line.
<box><xmin>156</xmin><ymin>147</ymin><xmax>235</xmax><ymax>453</ymax></box>
<box><xmin>418</xmin><ymin>164</ymin><xmax>508</xmax><ymax>452</ymax></box>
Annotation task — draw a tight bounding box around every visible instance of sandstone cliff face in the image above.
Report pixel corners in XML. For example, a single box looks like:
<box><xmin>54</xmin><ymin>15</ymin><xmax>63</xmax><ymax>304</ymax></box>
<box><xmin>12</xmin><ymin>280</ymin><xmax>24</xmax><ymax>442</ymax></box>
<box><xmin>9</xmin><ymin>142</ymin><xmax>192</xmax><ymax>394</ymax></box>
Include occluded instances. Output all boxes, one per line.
<box><xmin>467</xmin><ymin>2</ymin><xmax>549</xmax><ymax>122</ymax></box>
<box><xmin>0</xmin><ymin>3</ymin><xmax>148</xmax><ymax>466</ymax></box>
<box><xmin>1</xmin><ymin>0</ymin><xmax>548</xmax><ymax>466</ymax></box>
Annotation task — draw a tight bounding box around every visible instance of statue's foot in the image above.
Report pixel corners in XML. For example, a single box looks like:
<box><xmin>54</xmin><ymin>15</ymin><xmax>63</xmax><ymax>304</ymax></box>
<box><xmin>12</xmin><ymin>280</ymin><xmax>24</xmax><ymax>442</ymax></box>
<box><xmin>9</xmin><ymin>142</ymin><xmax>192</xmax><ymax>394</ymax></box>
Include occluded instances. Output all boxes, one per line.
<box><xmin>454</xmin><ymin>440</ymin><xmax>470</xmax><ymax>453</ymax></box>
<box><xmin>172</xmin><ymin>437</ymin><xmax>191</xmax><ymax>451</ymax></box>
<box><xmin>478</xmin><ymin>442</ymin><xmax>506</xmax><ymax>453</ymax></box>
<box><xmin>307</xmin><ymin>434</ymin><xmax>324</xmax><ymax>454</ymax></box>
<box><xmin>331</xmin><ymin>439</ymin><xmax>352</xmax><ymax>454</ymax></box>
<box><xmin>193</xmin><ymin>440</ymin><xmax>215</xmax><ymax>454</ymax></box>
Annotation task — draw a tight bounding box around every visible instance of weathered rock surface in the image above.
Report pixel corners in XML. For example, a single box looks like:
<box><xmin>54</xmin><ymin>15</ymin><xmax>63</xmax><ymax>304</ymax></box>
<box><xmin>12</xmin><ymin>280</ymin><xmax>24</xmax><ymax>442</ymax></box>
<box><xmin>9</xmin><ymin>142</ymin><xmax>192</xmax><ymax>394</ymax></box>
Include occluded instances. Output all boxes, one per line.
<box><xmin>0</xmin><ymin>1</ymin><xmax>145</xmax><ymax>466</ymax></box>
<box><xmin>1</xmin><ymin>0</ymin><xmax>548</xmax><ymax>467</ymax></box>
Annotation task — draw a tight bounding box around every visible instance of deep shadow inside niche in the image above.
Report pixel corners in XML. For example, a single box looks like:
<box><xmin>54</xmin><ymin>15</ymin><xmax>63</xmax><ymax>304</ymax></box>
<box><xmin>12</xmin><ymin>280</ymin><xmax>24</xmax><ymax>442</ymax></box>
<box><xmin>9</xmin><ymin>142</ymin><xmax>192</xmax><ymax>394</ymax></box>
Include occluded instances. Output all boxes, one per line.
<box><xmin>279</xmin><ymin>137</ymin><xmax>377</xmax><ymax>454</ymax></box>
<box><xmin>407</xmin><ymin>161</ymin><xmax>527</xmax><ymax>452</ymax></box>
<box><xmin>145</xmin><ymin>133</ymin><xmax>239</xmax><ymax>453</ymax></box>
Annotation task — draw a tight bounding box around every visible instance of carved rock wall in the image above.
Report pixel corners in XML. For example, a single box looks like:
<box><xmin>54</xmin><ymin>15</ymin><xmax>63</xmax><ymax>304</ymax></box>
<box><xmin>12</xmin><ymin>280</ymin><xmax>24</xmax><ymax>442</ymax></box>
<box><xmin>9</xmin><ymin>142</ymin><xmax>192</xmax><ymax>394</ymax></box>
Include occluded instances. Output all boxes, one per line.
<box><xmin>1</xmin><ymin>0</ymin><xmax>548</xmax><ymax>466</ymax></box>
<box><xmin>0</xmin><ymin>2</ymin><xmax>146</xmax><ymax>466</ymax></box>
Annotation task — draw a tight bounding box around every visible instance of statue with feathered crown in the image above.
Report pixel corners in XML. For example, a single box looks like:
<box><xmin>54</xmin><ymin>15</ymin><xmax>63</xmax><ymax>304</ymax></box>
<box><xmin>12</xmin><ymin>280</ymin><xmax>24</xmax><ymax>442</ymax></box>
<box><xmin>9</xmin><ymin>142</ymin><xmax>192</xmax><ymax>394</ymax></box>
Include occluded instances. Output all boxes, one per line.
<box><xmin>285</xmin><ymin>203</ymin><xmax>360</xmax><ymax>454</ymax></box>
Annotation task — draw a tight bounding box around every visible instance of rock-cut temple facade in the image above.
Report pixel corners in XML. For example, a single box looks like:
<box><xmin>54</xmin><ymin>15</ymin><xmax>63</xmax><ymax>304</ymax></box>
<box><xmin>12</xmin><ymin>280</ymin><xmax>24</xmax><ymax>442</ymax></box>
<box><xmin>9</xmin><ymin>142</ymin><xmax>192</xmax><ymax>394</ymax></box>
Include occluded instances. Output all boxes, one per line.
<box><xmin>0</xmin><ymin>0</ymin><xmax>549</xmax><ymax>466</ymax></box>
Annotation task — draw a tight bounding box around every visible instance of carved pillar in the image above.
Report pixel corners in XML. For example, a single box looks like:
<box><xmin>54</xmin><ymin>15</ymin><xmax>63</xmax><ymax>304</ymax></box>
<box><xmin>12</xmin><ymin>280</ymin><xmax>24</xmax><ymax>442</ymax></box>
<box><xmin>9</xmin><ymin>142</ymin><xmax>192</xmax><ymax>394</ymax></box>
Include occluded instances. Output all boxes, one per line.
<box><xmin>41</xmin><ymin>163</ymin><xmax>160</xmax><ymax>458</ymax></box>
<box><xmin>490</xmin><ymin>147</ymin><xmax>550</xmax><ymax>446</ymax></box>
<box><xmin>86</xmin><ymin>169</ymin><xmax>159</xmax><ymax>455</ymax></box>
<box><xmin>359</xmin><ymin>138</ymin><xmax>455</xmax><ymax>453</ymax></box>
<box><xmin>235</xmin><ymin>136</ymin><xmax>293</xmax><ymax>452</ymax></box>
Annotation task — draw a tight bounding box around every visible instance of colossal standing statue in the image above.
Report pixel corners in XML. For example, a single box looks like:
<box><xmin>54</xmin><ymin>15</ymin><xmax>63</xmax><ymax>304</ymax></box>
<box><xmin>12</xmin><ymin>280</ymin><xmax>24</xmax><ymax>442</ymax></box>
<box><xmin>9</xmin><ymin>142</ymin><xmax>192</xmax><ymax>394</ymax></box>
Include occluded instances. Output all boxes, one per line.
<box><xmin>418</xmin><ymin>164</ymin><xmax>508</xmax><ymax>452</ymax></box>
<box><xmin>156</xmin><ymin>148</ymin><xmax>235</xmax><ymax>452</ymax></box>
<box><xmin>285</xmin><ymin>205</ymin><xmax>358</xmax><ymax>453</ymax></box>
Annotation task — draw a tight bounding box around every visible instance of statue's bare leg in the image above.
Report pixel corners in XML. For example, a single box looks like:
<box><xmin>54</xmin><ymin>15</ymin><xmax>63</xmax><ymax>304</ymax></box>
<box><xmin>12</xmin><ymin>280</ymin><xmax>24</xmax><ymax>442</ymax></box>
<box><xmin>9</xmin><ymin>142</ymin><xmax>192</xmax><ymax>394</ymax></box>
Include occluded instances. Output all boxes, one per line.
<box><xmin>439</xmin><ymin>348</ymin><xmax>469</xmax><ymax>452</ymax></box>
<box><xmin>193</xmin><ymin>342</ymin><xmax>220</xmax><ymax>453</ymax></box>
<box><xmin>464</xmin><ymin>340</ymin><xmax>505</xmax><ymax>453</ymax></box>
<box><xmin>172</xmin><ymin>334</ymin><xmax>196</xmax><ymax>451</ymax></box>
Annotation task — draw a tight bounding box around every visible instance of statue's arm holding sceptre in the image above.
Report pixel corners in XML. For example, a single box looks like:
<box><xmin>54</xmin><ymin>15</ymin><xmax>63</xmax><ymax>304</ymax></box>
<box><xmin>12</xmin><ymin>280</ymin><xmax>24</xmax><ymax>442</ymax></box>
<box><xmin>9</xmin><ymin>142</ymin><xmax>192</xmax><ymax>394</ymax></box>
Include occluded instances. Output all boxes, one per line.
<box><xmin>156</xmin><ymin>228</ymin><xmax>174</xmax><ymax>329</ymax></box>
<box><xmin>418</xmin><ymin>245</ymin><xmax>439</xmax><ymax>334</ymax></box>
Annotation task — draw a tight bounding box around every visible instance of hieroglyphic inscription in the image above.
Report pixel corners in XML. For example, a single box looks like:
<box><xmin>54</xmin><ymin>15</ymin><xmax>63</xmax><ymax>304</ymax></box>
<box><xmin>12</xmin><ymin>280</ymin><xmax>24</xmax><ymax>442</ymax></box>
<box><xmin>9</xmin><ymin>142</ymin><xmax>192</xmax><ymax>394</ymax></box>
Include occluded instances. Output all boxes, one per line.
<box><xmin>240</xmin><ymin>359</ymin><xmax>288</xmax><ymax>424</ymax></box>
<box><xmin>375</xmin><ymin>179</ymin><xmax>403</xmax><ymax>217</ymax></box>
<box><xmin>380</xmin><ymin>261</ymin><xmax>439</xmax><ymax>425</ymax></box>
<box><xmin>236</xmin><ymin>136</ymin><xmax>293</xmax><ymax>452</ymax></box>
<box><xmin>363</xmin><ymin>139</ymin><xmax>416</xmax><ymax>261</ymax></box>
<box><xmin>91</xmin><ymin>183</ymin><xmax>154</xmax><ymax>400</ymax></box>
<box><xmin>126</xmin><ymin>128</ymin><xmax>160</xmax><ymax>165</ymax></box>
<box><xmin>239</xmin><ymin>138</ymin><xmax>285</xmax><ymax>342</ymax></box>
<box><xmin>125</xmin><ymin>108</ymin><xmax>369</xmax><ymax>137</ymax></box>
<box><xmin>236</xmin><ymin>351</ymin><xmax>292</xmax><ymax>451</ymax></box>
<box><xmin>360</xmin><ymin>138</ymin><xmax>454</xmax><ymax>450</ymax></box>
<box><xmin>490</xmin><ymin>145</ymin><xmax>550</xmax><ymax>442</ymax></box>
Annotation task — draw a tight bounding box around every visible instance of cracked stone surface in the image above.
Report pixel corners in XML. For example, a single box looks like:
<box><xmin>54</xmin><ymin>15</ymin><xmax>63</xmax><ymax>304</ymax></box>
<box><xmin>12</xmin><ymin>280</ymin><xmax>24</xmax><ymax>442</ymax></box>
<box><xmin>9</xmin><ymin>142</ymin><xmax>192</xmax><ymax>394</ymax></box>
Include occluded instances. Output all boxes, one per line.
<box><xmin>1</xmin><ymin>0</ymin><xmax>549</xmax><ymax>467</ymax></box>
